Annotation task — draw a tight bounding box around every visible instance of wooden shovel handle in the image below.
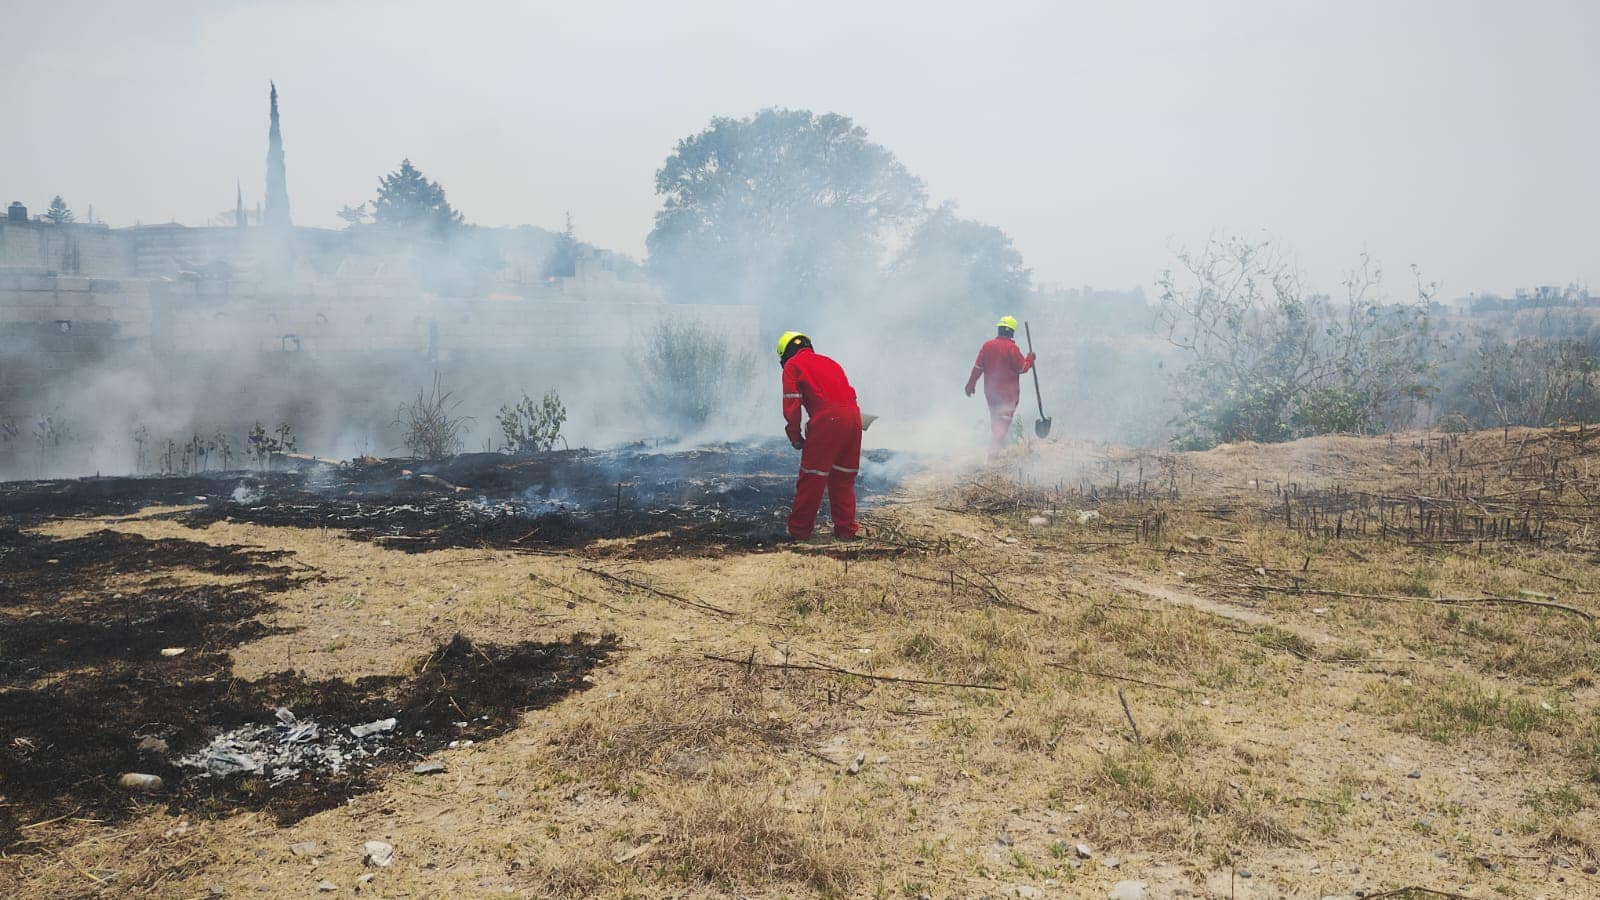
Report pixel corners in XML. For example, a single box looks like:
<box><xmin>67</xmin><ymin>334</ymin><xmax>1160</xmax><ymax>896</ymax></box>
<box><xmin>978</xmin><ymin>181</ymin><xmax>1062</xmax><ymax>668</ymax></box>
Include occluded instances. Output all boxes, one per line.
<box><xmin>1024</xmin><ymin>321</ymin><xmax>1045</xmax><ymax>418</ymax></box>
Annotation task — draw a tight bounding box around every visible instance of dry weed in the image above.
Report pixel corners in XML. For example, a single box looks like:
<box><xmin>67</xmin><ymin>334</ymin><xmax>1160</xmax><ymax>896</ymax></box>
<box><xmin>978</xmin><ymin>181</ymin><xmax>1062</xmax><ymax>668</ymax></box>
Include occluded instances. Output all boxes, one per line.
<box><xmin>656</xmin><ymin>779</ymin><xmax>875</xmax><ymax>894</ymax></box>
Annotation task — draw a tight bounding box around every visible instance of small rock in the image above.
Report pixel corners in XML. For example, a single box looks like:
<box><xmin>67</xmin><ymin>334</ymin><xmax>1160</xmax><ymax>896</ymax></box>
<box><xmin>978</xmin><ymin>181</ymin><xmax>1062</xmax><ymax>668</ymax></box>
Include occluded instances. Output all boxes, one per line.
<box><xmin>316</xmin><ymin>882</ymin><xmax>337</xmax><ymax>892</ymax></box>
<box><xmin>1493</xmin><ymin>827</ymin><xmax>1502</xmax><ymax>835</ymax></box>
<box><xmin>210</xmin><ymin>888</ymin><xmax>225</xmax><ymax>897</ymax></box>
<box><xmin>1434</xmin><ymin>850</ymin><xmax>1450</xmax><ymax>859</ymax></box>
<box><xmin>1554</xmin><ymin>855</ymin><xmax>1574</xmax><ymax>869</ymax></box>
<box><xmin>995</xmin><ymin>835</ymin><xmax>1013</xmax><ymax>848</ymax></box>
<box><xmin>904</xmin><ymin>775</ymin><xmax>925</xmax><ymax>787</ymax></box>
<box><xmin>136</xmin><ymin>735</ymin><xmax>169</xmax><ymax>754</ymax></box>
<box><xmin>1027</xmin><ymin>516</ymin><xmax>1049</xmax><ymax>527</ymax></box>
<box><xmin>1103</xmin><ymin>855</ymin><xmax>1121</xmax><ymax>868</ymax></box>
<box><xmin>1013</xmin><ymin>886</ymin><xmax>1043</xmax><ymax>899</ymax></box>
<box><xmin>363</xmin><ymin>840</ymin><xmax>393</xmax><ymax>867</ymax></box>
<box><xmin>356</xmin><ymin>873</ymin><xmax>375</xmax><ymax>884</ymax></box>
<box><xmin>1238</xmin><ymin>869</ymin><xmax>1252</xmax><ymax>878</ymax></box>
<box><xmin>497</xmin><ymin>789</ymin><xmax>513</xmax><ymax>801</ymax></box>
<box><xmin>1583</xmin><ymin>865</ymin><xmax>1597</xmax><ymax>875</ymax></box>
<box><xmin>289</xmin><ymin>841</ymin><xmax>318</xmax><ymax>857</ymax></box>
<box><xmin>160</xmin><ymin>647</ymin><xmax>187</xmax><ymax>658</ymax></box>
<box><xmin>848</xmin><ymin>752</ymin><xmax>865</xmax><ymax>775</ymax></box>
<box><xmin>412</xmin><ymin>761</ymin><xmax>446</xmax><ymax>775</ymax></box>
<box><xmin>1407</xmin><ymin>769</ymin><xmax>1421</xmax><ymax>779</ymax></box>
<box><xmin>1108</xmin><ymin>881</ymin><xmax>1148</xmax><ymax>900</ymax></box>
<box><xmin>447</xmin><ymin>739</ymin><xmax>474</xmax><ymax>750</ymax></box>
<box><xmin>1075</xmin><ymin>843</ymin><xmax>1093</xmax><ymax>859</ymax></box>
<box><xmin>119</xmin><ymin>772</ymin><xmax>163</xmax><ymax>792</ymax></box>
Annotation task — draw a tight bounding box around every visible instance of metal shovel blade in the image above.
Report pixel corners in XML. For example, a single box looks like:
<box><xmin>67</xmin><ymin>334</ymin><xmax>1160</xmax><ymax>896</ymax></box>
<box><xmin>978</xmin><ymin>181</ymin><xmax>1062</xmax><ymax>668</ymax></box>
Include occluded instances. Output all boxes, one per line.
<box><xmin>1035</xmin><ymin>417</ymin><xmax>1052</xmax><ymax>438</ymax></box>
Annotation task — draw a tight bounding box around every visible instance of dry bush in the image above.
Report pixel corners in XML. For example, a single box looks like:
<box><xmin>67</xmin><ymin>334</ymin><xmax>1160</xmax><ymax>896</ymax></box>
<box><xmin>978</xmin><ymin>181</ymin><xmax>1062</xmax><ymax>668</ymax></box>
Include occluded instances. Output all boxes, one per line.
<box><xmin>656</xmin><ymin>779</ymin><xmax>874</xmax><ymax>894</ymax></box>
<box><xmin>394</xmin><ymin>372</ymin><xmax>470</xmax><ymax>459</ymax></box>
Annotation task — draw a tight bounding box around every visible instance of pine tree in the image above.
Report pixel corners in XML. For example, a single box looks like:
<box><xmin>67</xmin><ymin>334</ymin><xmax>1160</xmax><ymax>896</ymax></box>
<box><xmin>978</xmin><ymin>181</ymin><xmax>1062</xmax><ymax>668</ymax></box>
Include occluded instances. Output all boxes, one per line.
<box><xmin>44</xmin><ymin>196</ymin><xmax>74</xmax><ymax>225</ymax></box>
<box><xmin>370</xmin><ymin>159</ymin><xmax>463</xmax><ymax>237</ymax></box>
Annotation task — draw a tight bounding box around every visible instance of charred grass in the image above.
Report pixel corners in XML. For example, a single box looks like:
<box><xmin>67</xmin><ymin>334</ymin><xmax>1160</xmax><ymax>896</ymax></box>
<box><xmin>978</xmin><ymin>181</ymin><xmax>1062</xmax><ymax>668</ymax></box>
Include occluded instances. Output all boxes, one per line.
<box><xmin>0</xmin><ymin>524</ymin><xmax>614</xmax><ymax>855</ymax></box>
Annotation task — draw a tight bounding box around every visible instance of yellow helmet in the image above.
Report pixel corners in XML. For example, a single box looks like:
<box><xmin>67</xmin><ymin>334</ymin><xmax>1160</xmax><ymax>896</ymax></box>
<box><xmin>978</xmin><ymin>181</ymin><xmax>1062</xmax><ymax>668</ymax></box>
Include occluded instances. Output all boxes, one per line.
<box><xmin>997</xmin><ymin>315</ymin><xmax>1018</xmax><ymax>331</ymax></box>
<box><xmin>777</xmin><ymin>331</ymin><xmax>810</xmax><ymax>360</ymax></box>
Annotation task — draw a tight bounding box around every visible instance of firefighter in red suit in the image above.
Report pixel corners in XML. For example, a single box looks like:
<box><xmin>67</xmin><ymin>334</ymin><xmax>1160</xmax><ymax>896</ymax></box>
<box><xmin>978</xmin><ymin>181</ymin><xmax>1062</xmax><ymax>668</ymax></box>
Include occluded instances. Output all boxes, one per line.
<box><xmin>965</xmin><ymin>315</ymin><xmax>1036</xmax><ymax>460</ymax></box>
<box><xmin>778</xmin><ymin>331</ymin><xmax>863</xmax><ymax>540</ymax></box>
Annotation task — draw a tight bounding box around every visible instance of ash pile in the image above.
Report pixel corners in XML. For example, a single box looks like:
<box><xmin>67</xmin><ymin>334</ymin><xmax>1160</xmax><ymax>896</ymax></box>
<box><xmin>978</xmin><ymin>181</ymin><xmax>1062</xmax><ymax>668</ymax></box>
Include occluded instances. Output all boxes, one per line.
<box><xmin>178</xmin><ymin>708</ymin><xmax>399</xmax><ymax>784</ymax></box>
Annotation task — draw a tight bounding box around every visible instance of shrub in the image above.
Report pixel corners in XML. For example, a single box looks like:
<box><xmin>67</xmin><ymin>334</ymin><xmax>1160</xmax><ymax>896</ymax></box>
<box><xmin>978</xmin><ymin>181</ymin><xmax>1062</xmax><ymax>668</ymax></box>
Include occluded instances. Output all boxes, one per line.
<box><xmin>497</xmin><ymin>390</ymin><xmax>566</xmax><ymax>454</ymax></box>
<box><xmin>633</xmin><ymin>317</ymin><xmax>755</xmax><ymax>435</ymax></box>
<box><xmin>395</xmin><ymin>373</ymin><xmax>469</xmax><ymax>459</ymax></box>
<box><xmin>247</xmin><ymin>421</ymin><xmax>297</xmax><ymax>468</ymax></box>
<box><xmin>1158</xmin><ymin>237</ymin><xmax>1438</xmax><ymax>448</ymax></box>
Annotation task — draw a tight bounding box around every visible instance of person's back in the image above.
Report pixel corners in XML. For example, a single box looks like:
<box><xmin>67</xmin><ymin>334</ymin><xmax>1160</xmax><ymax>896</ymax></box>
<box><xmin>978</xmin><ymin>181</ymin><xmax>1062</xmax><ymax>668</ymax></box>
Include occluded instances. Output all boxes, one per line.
<box><xmin>965</xmin><ymin>316</ymin><xmax>1034</xmax><ymax>460</ymax></box>
<box><xmin>973</xmin><ymin>336</ymin><xmax>1027</xmax><ymax>405</ymax></box>
<box><xmin>784</xmin><ymin>347</ymin><xmax>859</xmax><ymax>419</ymax></box>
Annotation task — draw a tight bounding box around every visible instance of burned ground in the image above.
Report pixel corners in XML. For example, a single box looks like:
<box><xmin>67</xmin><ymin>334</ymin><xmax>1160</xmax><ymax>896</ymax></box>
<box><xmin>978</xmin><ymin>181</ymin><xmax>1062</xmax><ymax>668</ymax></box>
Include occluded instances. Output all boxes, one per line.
<box><xmin>0</xmin><ymin>441</ymin><xmax>902</xmax><ymax>557</ymax></box>
<box><xmin>0</xmin><ymin>522</ymin><xmax>613</xmax><ymax>854</ymax></box>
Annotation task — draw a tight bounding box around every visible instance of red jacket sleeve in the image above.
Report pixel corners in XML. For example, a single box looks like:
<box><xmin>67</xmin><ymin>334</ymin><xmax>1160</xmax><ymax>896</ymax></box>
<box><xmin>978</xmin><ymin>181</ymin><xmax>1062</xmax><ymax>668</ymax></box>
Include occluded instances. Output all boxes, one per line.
<box><xmin>966</xmin><ymin>346</ymin><xmax>985</xmax><ymax>393</ymax></box>
<box><xmin>1009</xmin><ymin>341</ymin><xmax>1035</xmax><ymax>374</ymax></box>
<box><xmin>782</xmin><ymin>362</ymin><xmax>804</xmax><ymax>444</ymax></box>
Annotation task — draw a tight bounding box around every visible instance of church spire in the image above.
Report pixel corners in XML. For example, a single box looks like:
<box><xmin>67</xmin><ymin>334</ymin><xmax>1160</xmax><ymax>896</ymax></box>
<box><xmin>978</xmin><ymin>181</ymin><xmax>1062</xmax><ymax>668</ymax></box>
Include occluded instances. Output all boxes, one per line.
<box><xmin>264</xmin><ymin>81</ymin><xmax>291</xmax><ymax>228</ymax></box>
<box><xmin>236</xmin><ymin>179</ymin><xmax>246</xmax><ymax>229</ymax></box>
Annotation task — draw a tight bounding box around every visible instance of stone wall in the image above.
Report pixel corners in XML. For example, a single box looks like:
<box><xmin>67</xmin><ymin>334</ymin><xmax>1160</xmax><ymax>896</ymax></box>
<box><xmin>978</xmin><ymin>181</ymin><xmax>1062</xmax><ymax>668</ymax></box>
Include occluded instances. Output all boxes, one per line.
<box><xmin>0</xmin><ymin>221</ymin><xmax>136</xmax><ymax>276</ymax></box>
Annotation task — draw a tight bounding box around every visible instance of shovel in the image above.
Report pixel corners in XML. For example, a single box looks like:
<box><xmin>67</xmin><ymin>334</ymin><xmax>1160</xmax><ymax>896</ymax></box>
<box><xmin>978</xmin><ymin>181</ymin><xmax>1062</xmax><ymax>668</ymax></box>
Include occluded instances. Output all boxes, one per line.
<box><xmin>1024</xmin><ymin>321</ymin><xmax>1051</xmax><ymax>438</ymax></box>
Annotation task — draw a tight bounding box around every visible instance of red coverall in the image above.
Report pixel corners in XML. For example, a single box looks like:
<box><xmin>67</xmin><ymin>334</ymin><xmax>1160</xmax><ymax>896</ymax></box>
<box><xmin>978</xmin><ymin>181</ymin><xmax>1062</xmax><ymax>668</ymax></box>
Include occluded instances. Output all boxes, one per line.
<box><xmin>965</xmin><ymin>336</ymin><xmax>1035</xmax><ymax>459</ymax></box>
<box><xmin>782</xmin><ymin>346</ymin><xmax>863</xmax><ymax>539</ymax></box>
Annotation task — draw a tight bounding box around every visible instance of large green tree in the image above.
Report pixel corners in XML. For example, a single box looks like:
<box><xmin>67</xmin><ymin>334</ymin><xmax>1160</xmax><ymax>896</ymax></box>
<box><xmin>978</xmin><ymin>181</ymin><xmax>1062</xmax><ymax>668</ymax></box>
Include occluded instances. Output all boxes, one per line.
<box><xmin>647</xmin><ymin>108</ymin><xmax>926</xmax><ymax>313</ymax></box>
<box><xmin>369</xmin><ymin>159</ymin><xmax>463</xmax><ymax>237</ymax></box>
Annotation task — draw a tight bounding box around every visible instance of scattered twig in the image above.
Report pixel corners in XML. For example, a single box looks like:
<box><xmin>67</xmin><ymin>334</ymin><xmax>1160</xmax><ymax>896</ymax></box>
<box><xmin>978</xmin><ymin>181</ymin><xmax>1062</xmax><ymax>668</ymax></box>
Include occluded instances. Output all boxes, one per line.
<box><xmin>527</xmin><ymin>571</ymin><xmax>628</xmax><ymax>615</ymax></box>
<box><xmin>1232</xmin><ymin>582</ymin><xmax>1595</xmax><ymax>622</ymax></box>
<box><xmin>1117</xmin><ymin>687</ymin><xmax>1142</xmax><ymax>747</ymax></box>
<box><xmin>1045</xmin><ymin>661</ymin><xmax>1194</xmax><ymax>693</ymax></box>
<box><xmin>21</xmin><ymin>807</ymin><xmax>82</xmax><ymax>830</ymax></box>
<box><xmin>702</xmin><ymin>653</ymin><xmax>1006</xmax><ymax>691</ymax></box>
<box><xmin>579</xmin><ymin>566</ymin><xmax>735</xmax><ymax>618</ymax></box>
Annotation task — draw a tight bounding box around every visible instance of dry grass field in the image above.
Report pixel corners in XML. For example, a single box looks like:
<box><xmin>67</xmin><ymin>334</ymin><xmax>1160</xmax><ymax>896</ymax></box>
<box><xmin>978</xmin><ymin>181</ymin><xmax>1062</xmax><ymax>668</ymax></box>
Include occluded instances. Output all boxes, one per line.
<box><xmin>4</xmin><ymin>427</ymin><xmax>1600</xmax><ymax>898</ymax></box>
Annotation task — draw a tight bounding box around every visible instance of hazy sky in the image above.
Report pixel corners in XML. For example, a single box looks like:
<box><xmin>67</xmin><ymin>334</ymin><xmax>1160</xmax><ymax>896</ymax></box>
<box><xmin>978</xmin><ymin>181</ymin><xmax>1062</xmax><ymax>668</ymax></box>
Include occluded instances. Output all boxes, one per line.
<box><xmin>3</xmin><ymin>0</ymin><xmax>1595</xmax><ymax>296</ymax></box>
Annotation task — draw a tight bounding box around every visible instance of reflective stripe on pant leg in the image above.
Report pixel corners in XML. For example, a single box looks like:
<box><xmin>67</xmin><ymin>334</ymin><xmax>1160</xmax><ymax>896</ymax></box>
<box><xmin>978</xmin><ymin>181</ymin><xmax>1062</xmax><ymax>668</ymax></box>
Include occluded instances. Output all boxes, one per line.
<box><xmin>791</xmin><ymin>411</ymin><xmax>847</xmax><ymax>537</ymax></box>
<box><xmin>829</xmin><ymin>411</ymin><xmax>862</xmax><ymax>537</ymax></box>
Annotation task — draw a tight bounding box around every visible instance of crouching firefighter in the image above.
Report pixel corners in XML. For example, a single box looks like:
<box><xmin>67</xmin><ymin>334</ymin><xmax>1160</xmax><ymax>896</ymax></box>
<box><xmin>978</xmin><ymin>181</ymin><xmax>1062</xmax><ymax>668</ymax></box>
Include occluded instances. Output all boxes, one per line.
<box><xmin>964</xmin><ymin>315</ymin><xmax>1036</xmax><ymax>461</ymax></box>
<box><xmin>777</xmin><ymin>331</ymin><xmax>863</xmax><ymax>540</ymax></box>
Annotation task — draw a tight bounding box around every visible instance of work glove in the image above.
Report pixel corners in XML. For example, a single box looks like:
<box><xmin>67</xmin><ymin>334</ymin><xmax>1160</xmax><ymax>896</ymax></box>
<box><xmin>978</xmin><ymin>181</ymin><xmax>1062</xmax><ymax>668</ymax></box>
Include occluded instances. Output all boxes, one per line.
<box><xmin>791</xmin><ymin>438</ymin><xmax>805</xmax><ymax>450</ymax></box>
<box><xmin>964</xmin><ymin>385</ymin><xmax>975</xmax><ymax>397</ymax></box>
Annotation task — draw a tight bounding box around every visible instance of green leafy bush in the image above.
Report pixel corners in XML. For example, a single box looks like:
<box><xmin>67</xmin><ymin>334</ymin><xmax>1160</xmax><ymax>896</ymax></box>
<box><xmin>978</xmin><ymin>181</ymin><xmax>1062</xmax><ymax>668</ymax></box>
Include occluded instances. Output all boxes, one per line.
<box><xmin>498</xmin><ymin>391</ymin><xmax>566</xmax><ymax>454</ymax></box>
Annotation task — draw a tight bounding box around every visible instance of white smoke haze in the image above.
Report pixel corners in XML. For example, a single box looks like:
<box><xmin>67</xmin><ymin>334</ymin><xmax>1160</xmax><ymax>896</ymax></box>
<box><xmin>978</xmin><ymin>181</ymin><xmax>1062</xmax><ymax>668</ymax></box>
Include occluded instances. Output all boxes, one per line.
<box><xmin>2</xmin><ymin>3</ymin><xmax>1594</xmax><ymax>481</ymax></box>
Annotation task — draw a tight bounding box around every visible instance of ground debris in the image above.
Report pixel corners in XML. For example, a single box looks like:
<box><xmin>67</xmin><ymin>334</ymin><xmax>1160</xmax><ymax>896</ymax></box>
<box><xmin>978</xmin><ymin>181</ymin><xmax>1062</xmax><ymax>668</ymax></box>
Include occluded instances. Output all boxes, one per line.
<box><xmin>176</xmin><ymin>707</ymin><xmax>395</xmax><ymax>784</ymax></box>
